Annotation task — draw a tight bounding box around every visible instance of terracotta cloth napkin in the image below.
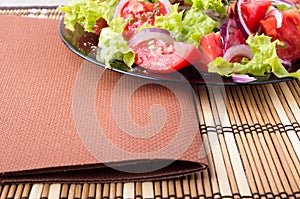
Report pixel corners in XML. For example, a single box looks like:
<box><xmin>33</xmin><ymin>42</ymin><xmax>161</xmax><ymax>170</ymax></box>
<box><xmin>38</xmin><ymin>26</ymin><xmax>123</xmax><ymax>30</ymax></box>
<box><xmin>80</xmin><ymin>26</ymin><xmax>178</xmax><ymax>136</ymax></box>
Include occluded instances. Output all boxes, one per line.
<box><xmin>0</xmin><ymin>15</ymin><xmax>207</xmax><ymax>183</ymax></box>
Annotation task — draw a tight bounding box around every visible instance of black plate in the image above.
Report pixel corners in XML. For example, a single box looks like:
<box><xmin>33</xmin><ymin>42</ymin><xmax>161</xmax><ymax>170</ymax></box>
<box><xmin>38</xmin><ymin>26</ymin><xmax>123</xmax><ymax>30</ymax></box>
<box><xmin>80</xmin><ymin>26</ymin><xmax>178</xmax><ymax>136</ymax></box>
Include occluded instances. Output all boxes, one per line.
<box><xmin>58</xmin><ymin>18</ymin><xmax>297</xmax><ymax>86</ymax></box>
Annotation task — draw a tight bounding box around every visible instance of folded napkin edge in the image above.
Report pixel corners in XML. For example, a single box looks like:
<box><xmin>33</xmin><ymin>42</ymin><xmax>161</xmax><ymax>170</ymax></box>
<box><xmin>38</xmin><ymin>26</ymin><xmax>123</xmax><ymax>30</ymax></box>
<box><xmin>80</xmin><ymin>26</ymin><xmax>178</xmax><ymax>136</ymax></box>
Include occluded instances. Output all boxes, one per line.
<box><xmin>0</xmin><ymin>160</ymin><xmax>207</xmax><ymax>183</ymax></box>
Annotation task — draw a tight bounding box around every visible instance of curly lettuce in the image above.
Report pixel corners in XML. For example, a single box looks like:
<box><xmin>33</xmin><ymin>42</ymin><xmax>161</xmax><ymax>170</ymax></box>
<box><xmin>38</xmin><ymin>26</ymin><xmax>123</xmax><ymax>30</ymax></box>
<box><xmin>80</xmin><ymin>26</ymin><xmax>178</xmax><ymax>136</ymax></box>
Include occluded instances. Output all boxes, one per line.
<box><xmin>96</xmin><ymin>27</ymin><xmax>135</xmax><ymax>68</ymax></box>
<box><xmin>153</xmin><ymin>4</ymin><xmax>218</xmax><ymax>46</ymax></box>
<box><xmin>191</xmin><ymin>0</ymin><xmax>226</xmax><ymax>16</ymax></box>
<box><xmin>59</xmin><ymin>0</ymin><xmax>118</xmax><ymax>32</ymax></box>
<box><xmin>60</xmin><ymin>0</ymin><xmax>135</xmax><ymax>68</ymax></box>
<box><xmin>208</xmin><ymin>34</ymin><xmax>300</xmax><ymax>79</ymax></box>
<box><xmin>154</xmin><ymin>4</ymin><xmax>184</xmax><ymax>34</ymax></box>
<box><xmin>182</xmin><ymin>8</ymin><xmax>219</xmax><ymax>46</ymax></box>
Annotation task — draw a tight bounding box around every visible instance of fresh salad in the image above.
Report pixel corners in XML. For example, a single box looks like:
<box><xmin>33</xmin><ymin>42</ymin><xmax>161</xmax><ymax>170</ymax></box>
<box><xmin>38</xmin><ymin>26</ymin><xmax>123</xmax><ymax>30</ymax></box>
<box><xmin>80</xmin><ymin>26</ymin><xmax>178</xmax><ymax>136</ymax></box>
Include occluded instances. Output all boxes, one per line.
<box><xmin>60</xmin><ymin>0</ymin><xmax>300</xmax><ymax>82</ymax></box>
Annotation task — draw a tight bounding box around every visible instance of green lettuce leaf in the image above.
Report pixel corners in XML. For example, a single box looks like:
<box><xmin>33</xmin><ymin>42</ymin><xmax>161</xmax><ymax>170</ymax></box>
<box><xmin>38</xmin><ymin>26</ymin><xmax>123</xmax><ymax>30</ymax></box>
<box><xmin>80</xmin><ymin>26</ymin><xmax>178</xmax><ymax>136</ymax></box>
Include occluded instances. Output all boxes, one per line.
<box><xmin>154</xmin><ymin>4</ymin><xmax>184</xmax><ymax>34</ymax></box>
<box><xmin>96</xmin><ymin>27</ymin><xmax>135</xmax><ymax>68</ymax></box>
<box><xmin>154</xmin><ymin>5</ymin><xmax>218</xmax><ymax>46</ymax></box>
<box><xmin>108</xmin><ymin>17</ymin><xmax>128</xmax><ymax>34</ymax></box>
<box><xmin>182</xmin><ymin>8</ymin><xmax>219</xmax><ymax>46</ymax></box>
<box><xmin>208</xmin><ymin>34</ymin><xmax>300</xmax><ymax>79</ymax></box>
<box><xmin>59</xmin><ymin>0</ymin><xmax>118</xmax><ymax>33</ymax></box>
<box><xmin>191</xmin><ymin>0</ymin><xmax>226</xmax><ymax>16</ymax></box>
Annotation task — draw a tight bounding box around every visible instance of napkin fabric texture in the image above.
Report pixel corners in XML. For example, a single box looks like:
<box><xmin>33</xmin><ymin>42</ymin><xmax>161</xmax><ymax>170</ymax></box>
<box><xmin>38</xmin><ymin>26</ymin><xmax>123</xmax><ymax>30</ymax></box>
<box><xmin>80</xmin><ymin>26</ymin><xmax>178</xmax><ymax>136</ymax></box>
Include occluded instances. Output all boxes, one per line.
<box><xmin>0</xmin><ymin>15</ymin><xmax>207</xmax><ymax>183</ymax></box>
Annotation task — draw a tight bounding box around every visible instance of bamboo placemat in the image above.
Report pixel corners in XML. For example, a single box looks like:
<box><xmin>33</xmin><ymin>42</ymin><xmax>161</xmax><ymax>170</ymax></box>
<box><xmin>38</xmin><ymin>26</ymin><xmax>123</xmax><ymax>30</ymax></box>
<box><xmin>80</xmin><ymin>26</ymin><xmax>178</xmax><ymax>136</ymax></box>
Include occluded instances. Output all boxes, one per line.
<box><xmin>0</xmin><ymin>7</ymin><xmax>62</xmax><ymax>19</ymax></box>
<box><xmin>0</xmin><ymin>8</ymin><xmax>299</xmax><ymax>199</ymax></box>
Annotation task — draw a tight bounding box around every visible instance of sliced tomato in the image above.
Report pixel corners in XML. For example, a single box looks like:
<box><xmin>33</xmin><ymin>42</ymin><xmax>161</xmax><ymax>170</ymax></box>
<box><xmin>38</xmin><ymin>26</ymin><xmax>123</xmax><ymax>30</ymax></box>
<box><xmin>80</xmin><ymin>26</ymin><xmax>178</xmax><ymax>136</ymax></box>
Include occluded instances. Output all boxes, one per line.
<box><xmin>121</xmin><ymin>0</ymin><xmax>168</xmax><ymax>17</ymax></box>
<box><xmin>220</xmin><ymin>18</ymin><xmax>247</xmax><ymax>50</ymax></box>
<box><xmin>200</xmin><ymin>32</ymin><xmax>223</xmax><ymax>60</ymax></box>
<box><xmin>226</xmin><ymin>28</ymin><xmax>246</xmax><ymax>48</ymax></box>
<box><xmin>259</xmin><ymin>15</ymin><xmax>278</xmax><ymax>37</ymax></box>
<box><xmin>119</xmin><ymin>0</ymin><xmax>169</xmax><ymax>40</ymax></box>
<box><xmin>260</xmin><ymin>9</ymin><xmax>300</xmax><ymax>61</ymax></box>
<box><xmin>241</xmin><ymin>0</ymin><xmax>271</xmax><ymax>33</ymax></box>
<box><xmin>132</xmin><ymin>39</ymin><xmax>202</xmax><ymax>73</ymax></box>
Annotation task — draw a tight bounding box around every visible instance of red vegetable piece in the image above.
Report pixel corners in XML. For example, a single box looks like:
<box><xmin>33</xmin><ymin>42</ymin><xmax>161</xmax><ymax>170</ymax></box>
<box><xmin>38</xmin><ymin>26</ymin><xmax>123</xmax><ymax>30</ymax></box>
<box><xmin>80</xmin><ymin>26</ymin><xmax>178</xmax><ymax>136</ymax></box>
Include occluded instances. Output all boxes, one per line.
<box><xmin>260</xmin><ymin>9</ymin><xmax>300</xmax><ymax>61</ymax></box>
<box><xmin>227</xmin><ymin>29</ymin><xmax>247</xmax><ymax>49</ymax></box>
<box><xmin>259</xmin><ymin>15</ymin><xmax>278</xmax><ymax>37</ymax></box>
<box><xmin>117</xmin><ymin>0</ymin><xmax>169</xmax><ymax>40</ymax></box>
<box><xmin>220</xmin><ymin>18</ymin><xmax>247</xmax><ymax>50</ymax></box>
<box><xmin>132</xmin><ymin>39</ymin><xmax>196</xmax><ymax>73</ymax></box>
<box><xmin>78</xmin><ymin>32</ymin><xmax>99</xmax><ymax>54</ymax></box>
<box><xmin>93</xmin><ymin>18</ymin><xmax>108</xmax><ymax>35</ymax></box>
<box><xmin>289</xmin><ymin>0</ymin><xmax>300</xmax><ymax>6</ymax></box>
<box><xmin>200</xmin><ymin>32</ymin><xmax>223</xmax><ymax>60</ymax></box>
<box><xmin>240</xmin><ymin>0</ymin><xmax>271</xmax><ymax>33</ymax></box>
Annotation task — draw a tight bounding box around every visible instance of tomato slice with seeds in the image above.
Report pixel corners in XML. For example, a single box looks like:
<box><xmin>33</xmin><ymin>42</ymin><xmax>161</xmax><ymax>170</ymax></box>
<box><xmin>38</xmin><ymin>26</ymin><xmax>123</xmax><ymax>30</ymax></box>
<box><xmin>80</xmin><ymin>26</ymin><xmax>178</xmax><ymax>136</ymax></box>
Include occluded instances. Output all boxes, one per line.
<box><xmin>118</xmin><ymin>0</ymin><xmax>169</xmax><ymax>40</ymax></box>
<box><xmin>129</xmin><ymin>28</ymin><xmax>209</xmax><ymax>74</ymax></box>
<box><xmin>132</xmin><ymin>39</ymin><xmax>197</xmax><ymax>73</ymax></box>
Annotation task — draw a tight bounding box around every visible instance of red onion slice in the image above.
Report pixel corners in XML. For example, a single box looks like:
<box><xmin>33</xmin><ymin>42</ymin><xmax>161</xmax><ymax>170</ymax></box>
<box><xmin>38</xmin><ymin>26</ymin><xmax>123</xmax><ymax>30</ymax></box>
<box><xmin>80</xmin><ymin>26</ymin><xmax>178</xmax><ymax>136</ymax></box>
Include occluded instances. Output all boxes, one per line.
<box><xmin>232</xmin><ymin>74</ymin><xmax>256</xmax><ymax>83</ymax></box>
<box><xmin>223</xmin><ymin>44</ymin><xmax>253</xmax><ymax>62</ymax></box>
<box><xmin>272</xmin><ymin>0</ymin><xmax>296</xmax><ymax>8</ymax></box>
<box><xmin>235</xmin><ymin>0</ymin><xmax>294</xmax><ymax>38</ymax></box>
<box><xmin>128</xmin><ymin>28</ymin><xmax>174</xmax><ymax>48</ymax></box>
<box><xmin>158</xmin><ymin>0</ymin><xmax>172</xmax><ymax>13</ymax></box>
<box><xmin>279</xmin><ymin>58</ymin><xmax>292</xmax><ymax>66</ymax></box>
<box><xmin>220</xmin><ymin>18</ymin><xmax>240</xmax><ymax>50</ymax></box>
<box><xmin>220</xmin><ymin>18</ymin><xmax>230</xmax><ymax>49</ymax></box>
<box><xmin>235</xmin><ymin>0</ymin><xmax>252</xmax><ymax>38</ymax></box>
<box><xmin>266</xmin><ymin>8</ymin><xmax>283</xmax><ymax>28</ymax></box>
<box><xmin>113</xmin><ymin>0</ymin><xmax>128</xmax><ymax>18</ymax></box>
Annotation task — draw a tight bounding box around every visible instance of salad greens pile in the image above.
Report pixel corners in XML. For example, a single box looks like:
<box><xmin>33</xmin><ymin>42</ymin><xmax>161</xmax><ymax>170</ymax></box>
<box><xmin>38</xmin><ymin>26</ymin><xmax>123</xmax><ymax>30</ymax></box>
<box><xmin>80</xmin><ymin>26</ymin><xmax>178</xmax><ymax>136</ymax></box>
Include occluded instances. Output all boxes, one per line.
<box><xmin>209</xmin><ymin>35</ymin><xmax>300</xmax><ymax>78</ymax></box>
<box><xmin>60</xmin><ymin>0</ymin><xmax>300</xmax><ymax>81</ymax></box>
<box><xmin>60</xmin><ymin>0</ymin><xmax>119</xmax><ymax>32</ymax></box>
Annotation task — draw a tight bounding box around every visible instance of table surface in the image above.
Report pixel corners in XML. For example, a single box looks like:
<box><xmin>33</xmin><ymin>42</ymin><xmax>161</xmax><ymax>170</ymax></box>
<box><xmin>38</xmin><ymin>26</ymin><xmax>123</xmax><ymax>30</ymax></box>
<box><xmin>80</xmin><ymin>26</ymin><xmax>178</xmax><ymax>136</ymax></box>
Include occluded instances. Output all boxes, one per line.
<box><xmin>0</xmin><ymin>0</ymin><xmax>69</xmax><ymax>8</ymax></box>
<box><xmin>0</xmin><ymin>7</ymin><xmax>300</xmax><ymax>199</ymax></box>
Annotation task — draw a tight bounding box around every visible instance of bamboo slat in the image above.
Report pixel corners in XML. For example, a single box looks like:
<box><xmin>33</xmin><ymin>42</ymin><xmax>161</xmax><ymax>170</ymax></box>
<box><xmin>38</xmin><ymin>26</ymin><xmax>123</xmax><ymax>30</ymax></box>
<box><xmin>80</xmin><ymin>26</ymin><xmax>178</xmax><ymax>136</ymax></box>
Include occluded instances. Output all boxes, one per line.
<box><xmin>81</xmin><ymin>183</ymin><xmax>89</xmax><ymax>199</ymax></box>
<box><xmin>59</xmin><ymin>184</ymin><xmax>68</xmax><ymax>199</ymax></box>
<box><xmin>67</xmin><ymin>184</ymin><xmax>75</xmax><ymax>199</ymax></box>
<box><xmin>13</xmin><ymin>184</ymin><xmax>23</xmax><ymax>199</ymax></box>
<box><xmin>28</xmin><ymin>184</ymin><xmax>43</xmax><ymax>199</ymax></box>
<box><xmin>0</xmin><ymin>8</ymin><xmax>299</xmax><ymax>199</ymax></box>
<box><xmin>116</xmin><ymin>183</ymin><xmax>123</xmax><ymax>199</ymax></box>
<box><xmin>94</xmin><ymin>184</ymin><xmax>102</xmax><ymax>199</ymax></box>
<box><xmin>153</xmin><ymin>181</ymin><xmax>161</xmax><ymax>199</ymax></box>
<box><xmin>123</xmin><ymin>183</ymin><xmax>134</xmax><ymax>199</ymax></box>
<box><xmin>108</xmin><ymin>183</ymin><xmax>116</xmax><ymax>199</ymax></box>
<box><xmin>40</xmin><ymin>184</ymin><xmax>50</xmax><ymax>199</ymax></box>
<box><xmin>21</xmin><ymin>184</ymin><xmax>31</xmax><ymax>199</ymax></box>
<box><xmin>160</xmin><ymin>180</ymin><xmax>168</xmax><ymax>198</ymax></box>
<box><xmin>0</xmin><ymin>185</ymin><xmax>9</xmax><ymax>199</ymax></box>
<box><xmin>48</xmin><ymin>184</ymin><xmax>61</xmax><ymax>199</ymax></box>
<box><xmin>102</xmin><ymin>184</ymin><xmax>109</xmax><ymax>199</ymax></box>
<box><xmin>135</xmin><ymin>182</ymin><xmax>142</xmax><ymax>199</ymax></box>
<box><xmin>142</xmin><ymin>182</ymin><xmax>154</xmax><ymax>199</ymax></box>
